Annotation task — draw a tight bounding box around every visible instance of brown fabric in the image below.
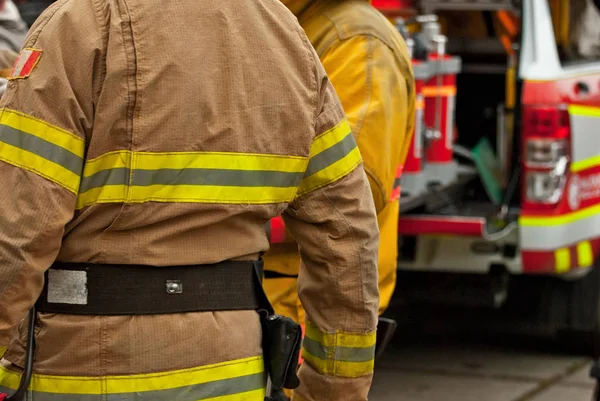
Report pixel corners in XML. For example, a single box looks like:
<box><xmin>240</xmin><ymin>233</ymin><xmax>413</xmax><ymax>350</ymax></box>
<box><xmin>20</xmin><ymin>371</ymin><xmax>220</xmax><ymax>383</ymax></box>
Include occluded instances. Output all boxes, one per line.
<box><xmin>0</xmin><ymin>0</ymin><xmax>379</xmax><ymax>397</ymax></box>
<box><xmin>7</xmin><ymin>311</ymin><xmax>262</xmax><ymax>376</ymax></box>
<box><xmin>285</xmin><ymin>167</ymin><xmax>379</xmax><ymax>333</ymax></box>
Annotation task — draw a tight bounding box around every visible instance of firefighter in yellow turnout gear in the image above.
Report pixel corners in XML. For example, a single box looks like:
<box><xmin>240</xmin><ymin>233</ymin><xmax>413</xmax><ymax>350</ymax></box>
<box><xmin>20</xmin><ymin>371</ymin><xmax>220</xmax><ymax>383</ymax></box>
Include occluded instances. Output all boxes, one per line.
<box><xmin>264</xmin><ymin>0</ymin><xmax>415</xmax><ymax>325</ymax></box>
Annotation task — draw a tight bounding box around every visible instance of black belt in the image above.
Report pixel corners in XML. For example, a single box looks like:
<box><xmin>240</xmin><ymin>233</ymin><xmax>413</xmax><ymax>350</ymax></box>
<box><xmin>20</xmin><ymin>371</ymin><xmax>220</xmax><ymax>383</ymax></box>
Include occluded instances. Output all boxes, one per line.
<box><xmin>37</xmin><ymin>260</ymin><xmax>270</xmax><ymax>315</ymax></box>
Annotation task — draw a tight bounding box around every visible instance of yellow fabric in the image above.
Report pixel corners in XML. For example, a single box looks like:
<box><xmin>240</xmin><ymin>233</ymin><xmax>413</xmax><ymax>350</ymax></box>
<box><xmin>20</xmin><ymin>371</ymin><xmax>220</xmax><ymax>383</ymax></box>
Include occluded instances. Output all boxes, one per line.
<box><xmin>0</xmin><ymin>356</ymin><xmax>265</xmax><ymax>398</ymax></box>
<box><xmin>265</xmin><ymin>0</ymin><xmax>415</xmax><ymax>317</ymax></box>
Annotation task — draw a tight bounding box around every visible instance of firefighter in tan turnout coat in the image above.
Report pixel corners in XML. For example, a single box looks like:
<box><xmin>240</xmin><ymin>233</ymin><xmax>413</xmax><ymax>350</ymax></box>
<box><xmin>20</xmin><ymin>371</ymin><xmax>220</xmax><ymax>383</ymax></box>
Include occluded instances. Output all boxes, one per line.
<box><xmin>0</xmin><ymin>1</ymin><xmax>380</xmax><ymax>400</ymax></box>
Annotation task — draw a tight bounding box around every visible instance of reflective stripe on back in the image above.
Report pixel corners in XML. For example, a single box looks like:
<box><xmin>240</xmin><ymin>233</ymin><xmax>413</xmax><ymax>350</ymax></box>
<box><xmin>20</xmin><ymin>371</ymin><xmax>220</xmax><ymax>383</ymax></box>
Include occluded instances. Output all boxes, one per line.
<box><xmin>76</xmin><ymin>151</ymin><xmax>309</xmax><ymax>209</ymax></box>
<box><xmin>0</xmin><ymin>356</ymin><xmax>265</xmax><ymax>400</ymax></box>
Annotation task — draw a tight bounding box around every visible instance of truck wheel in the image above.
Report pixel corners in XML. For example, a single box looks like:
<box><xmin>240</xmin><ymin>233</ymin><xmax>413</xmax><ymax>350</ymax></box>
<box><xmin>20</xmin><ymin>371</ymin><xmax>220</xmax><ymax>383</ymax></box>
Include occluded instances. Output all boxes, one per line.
<box><xmin>542</xmin><ymin>265</ymin><xmax>600</xmax><ymax>357</ymax></box>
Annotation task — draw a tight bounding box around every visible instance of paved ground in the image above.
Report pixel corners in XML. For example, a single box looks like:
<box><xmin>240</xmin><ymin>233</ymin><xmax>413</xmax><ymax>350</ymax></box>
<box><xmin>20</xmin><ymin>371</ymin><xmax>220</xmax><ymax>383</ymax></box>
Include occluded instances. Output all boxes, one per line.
<box><xmin>369</xmin><ymin>307</ymin><xmax>596</xmax><ymax>401</ymax></box>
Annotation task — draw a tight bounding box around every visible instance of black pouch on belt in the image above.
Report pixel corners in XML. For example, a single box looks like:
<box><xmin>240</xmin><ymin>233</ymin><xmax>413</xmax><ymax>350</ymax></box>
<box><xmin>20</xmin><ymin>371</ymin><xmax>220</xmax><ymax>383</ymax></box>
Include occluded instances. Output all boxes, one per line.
<box><xmin>251</xmin><ymin>261</ymin><xmax>302</xmax><ymax>393</ymax></box>
<box><xmin>261</xmin><ymin>313</ymin><xmax>302</xmax><ymax>390</ymax></box>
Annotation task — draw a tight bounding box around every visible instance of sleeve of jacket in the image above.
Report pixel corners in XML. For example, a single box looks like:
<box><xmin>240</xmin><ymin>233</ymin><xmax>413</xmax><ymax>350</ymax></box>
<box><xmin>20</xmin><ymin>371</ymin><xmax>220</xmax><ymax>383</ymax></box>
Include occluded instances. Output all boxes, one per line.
<box><xmin>283</xmin><ymin>53</ymin><xmax>380</xmax><ymax>401</ymax></box>
<box><xmin>320</xmin><ymin>35</ymin><xmax>415</xmax><ymax>213</ymax></box>
<box><xmin>0</xmin><ymin>0</ymin><xmax>103</xmax><ymax>351</ymax></box>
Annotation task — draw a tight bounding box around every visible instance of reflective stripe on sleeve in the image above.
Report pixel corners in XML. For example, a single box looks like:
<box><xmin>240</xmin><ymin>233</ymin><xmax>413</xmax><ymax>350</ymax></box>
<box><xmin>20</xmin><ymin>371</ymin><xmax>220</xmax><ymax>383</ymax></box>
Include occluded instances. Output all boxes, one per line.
<box><xmin>0</xmin><ymin>109</ymin><xmax>84</xmax><ymax>193</ymax></box>
<box><xmin>0</xmin><ymin>346</ymin><xmax>5</xmax><ymax>358</ymax></box>
<box><xmin>76</xmin><ymin>151</ymin><xmax>308</xmax><ymax>209</ymax></box>
<box><xmin>298</xmin><ymin>119</ymin><xmax>362</xmax><ymax>196</ymax></box>
<box><xmin>301</xmin><ymin>321</ymin><xmax>376</xmax><ymax>378</ymax></box>
<box><xmin>0</xmin><ymin>356</ymin><xmax>265</xmax><ymax>400</ymax></box>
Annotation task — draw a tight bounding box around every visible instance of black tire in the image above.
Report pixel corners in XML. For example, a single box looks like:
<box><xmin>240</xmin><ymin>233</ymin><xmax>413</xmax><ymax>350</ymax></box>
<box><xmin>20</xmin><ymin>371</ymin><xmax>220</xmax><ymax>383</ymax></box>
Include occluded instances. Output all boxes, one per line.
<box><xmin>543</xmin><ymin>266</ymin><xmax>600</xmax><ymax>357</ymax></box>
<box><xmin>505</xmin><ymin>264</ymin><xmax>600</xmax><ymax>357</ymax></box>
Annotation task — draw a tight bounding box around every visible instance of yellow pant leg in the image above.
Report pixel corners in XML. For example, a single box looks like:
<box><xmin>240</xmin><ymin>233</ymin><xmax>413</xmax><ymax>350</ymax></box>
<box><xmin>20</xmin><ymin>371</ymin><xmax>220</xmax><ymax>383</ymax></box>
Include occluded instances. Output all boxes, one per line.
<box><xmin>377</xmin><ymin>201</ymin><xmax>400</xmax><ymax>314</ymax></box>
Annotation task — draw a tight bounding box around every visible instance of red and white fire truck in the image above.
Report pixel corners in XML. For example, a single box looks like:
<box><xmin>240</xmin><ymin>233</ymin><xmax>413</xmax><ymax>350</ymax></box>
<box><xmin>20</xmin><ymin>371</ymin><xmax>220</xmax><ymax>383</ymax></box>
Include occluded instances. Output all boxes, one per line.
<box><xmin>373</xmin><ymin>0</ymin><xmax>600</xmax><ymax>351</ymax></box>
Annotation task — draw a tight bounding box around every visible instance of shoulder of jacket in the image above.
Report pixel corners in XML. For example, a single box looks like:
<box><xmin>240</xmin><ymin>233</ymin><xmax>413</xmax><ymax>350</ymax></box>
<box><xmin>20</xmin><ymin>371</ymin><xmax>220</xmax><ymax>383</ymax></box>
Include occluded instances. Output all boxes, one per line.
<box><xmin>24</xmin><ymin>0</ymin><xmax>103</xmax><ymax>44</ymax></box>
<box><xmin>324</xmin><ymin>1</ymin><xmax>399</xmax><ymax>49</ymax></box>
<box><xmin>305</xmin><ymin>1</ymin><xmax>410</xmax><ymax>62</ymax></box>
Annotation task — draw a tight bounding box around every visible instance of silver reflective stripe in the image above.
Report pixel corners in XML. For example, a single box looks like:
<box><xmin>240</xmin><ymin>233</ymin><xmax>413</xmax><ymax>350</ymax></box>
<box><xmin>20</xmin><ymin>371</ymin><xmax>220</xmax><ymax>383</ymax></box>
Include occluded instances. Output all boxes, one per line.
<box><xmin>394</xmin><ymin>177</ymin><xmax>401</xmax><ymax>189</ymax></box>
<box><xmin>0</xmin><ymin>124</ymin><xmax>83</xmax><ymax>174</ymax></box>
<box><xmin>520</xmin><ymin>213</ymin><xmax>600</xmax><ymax>250</ymax></box>
<box><xmin>0</xmin><ymin>373</ymin><xmax>264</xmax><ymax>401</ymax></box>
<box><xmin>80</xmin><ymin>168</ymin><xmax>304</xmax><ymax>191</ymax></box>
<box><xmin>304</xmin><ymin>133</ymin><xmax>357</xmax><ymax>178</ymax></box>
<box><xmin>571</xmin><ymin>113</ymin><xmax>598</xmax><ymax>164</ymax></box>
<box><xmin>302</xmin><ymin>337</ymin><xmax>375</xmax><ymax>363</ymax></box>
<box><xmin>79</xmin><ymin>168</ymin><xmax>130</xmax><ymax>192</ymax></box>
<box><xmin>132</xmin><ymin>168</ymin><xmax>303</xmax><ymax>188</ymax></box>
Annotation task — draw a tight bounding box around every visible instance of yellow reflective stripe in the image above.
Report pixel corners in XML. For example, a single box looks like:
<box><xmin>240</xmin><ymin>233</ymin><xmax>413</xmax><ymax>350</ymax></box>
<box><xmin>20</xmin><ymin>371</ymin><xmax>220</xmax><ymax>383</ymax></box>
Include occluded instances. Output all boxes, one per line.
<box><xmin>298</xmin><ymin>146</ymin><xmax>362</xmax><ymax>196</ymax></box>
<box><xmin>84</xmin><ymin>150</ymin><xmax>131</xmax><ymax>176</ymax></box>
<box><xmin>302</xmin><ymin>350</ymin><xmax>374</xmax><ymax>378</ymax></box>
<box><xmin>569</xmin><ymin>104</ymin><xmax>600</xmax><ymax>118</ymax></box>
<box><xmin>577</xmin><ymin>241</ymin><xmax>594</xmax><ymax>268</ymax></box>
<box><xmin>519</xmin><ymin>204</ymin><xmax>600</xmax><ymax>227</ymax></box>
<box><xmin>0</xmin><ymin>356</ymin><xmax>264</xmax><ymax>394</ymax></box>
<box><xmin>309</xmin><ymin>120</ymin><xmax>352</xmax><ymax>158</ymax></box>
<box><xmin>0</xmin><ymin>108</ymin><xmax>84</xmax><ymax>156</ymax></box>
<box><xmin>76</xmin><ymin>150</ymin><xmax>308</xmax><ymax>208</ymax></box>
<box><xmin>0</xmin><ymin>109</ymin><xmax>84</xmax><ymax>193</ymax></box>
<box><xmin>302</xmin><ymin>321</ymin><xmax>376</xmax><ymax>378</ymax></box>
<box><xmin>555</xmin><ymin>248</ymin><xmax>571</xmax><ymax>273</ymax></box>
<box><xmin>299</xmin><ymin>119</ymin><xmax>361</xmax><ymax>196</ymax></box>
<box><xmin>128</xmin><ymin>185</ymin><xmax>297</xmax><ymax>205</ymax></box>
<box><xmin>0</xmin><ymin>141</ymin><xmax>80</xmax><ymax>192</ymax></box>
<box><xmin>76</xmin><ymin>185</ymin><xmax>128</xmax><ymax>209</ymax></box>
<box><xmin>571</xmin><ymin>155</ymin><xmax>600</xmax><ymax>173</ymax></box>
<box><xmin>85</xmin><ymin>150</ymin><xmax>308</xmax><ymax>175</ymax></box>
<box><xmin>136</xmin><ymin>152</ymin><xmax>307</xmax><ymax>172</ymax></box>
<box><xmin>304</xmin><ymin>322</ymin><xmax>376</xmax><ymax>348</ymax></box>
<box><xmin>0</xmin><ymin>346</ymin><xmax>5</xmax><ymax>357</ymax></box>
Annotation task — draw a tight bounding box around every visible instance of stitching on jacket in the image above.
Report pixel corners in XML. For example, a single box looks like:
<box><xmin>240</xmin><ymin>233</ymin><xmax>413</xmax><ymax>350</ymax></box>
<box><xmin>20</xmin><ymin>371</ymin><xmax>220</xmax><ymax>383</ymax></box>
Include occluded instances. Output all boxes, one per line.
<box><xmin>352</xmin><ymin>36</ymin><xmax>374</xmax><ymax>141</ymax></box>
<box><xmin>90</xmin><ymin>0</ymin><xmax>109</xmax><ymax>113</ymax></box>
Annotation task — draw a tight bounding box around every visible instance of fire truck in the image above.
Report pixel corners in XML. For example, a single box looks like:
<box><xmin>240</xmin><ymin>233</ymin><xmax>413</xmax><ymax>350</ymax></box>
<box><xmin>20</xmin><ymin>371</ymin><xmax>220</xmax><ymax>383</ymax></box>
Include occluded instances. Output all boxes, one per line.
<box><xmin>371</xmin><ymin>0</ymin><xmax>600</xmax><ymax>352</ymax></box>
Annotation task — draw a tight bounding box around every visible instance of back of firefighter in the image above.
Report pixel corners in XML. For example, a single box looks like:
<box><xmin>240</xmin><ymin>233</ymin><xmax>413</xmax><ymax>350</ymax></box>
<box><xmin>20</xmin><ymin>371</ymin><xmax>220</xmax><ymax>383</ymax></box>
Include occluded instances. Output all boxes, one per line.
<box><xmin>264</xmin><ymin>0</ymin><xmax>415</xmax><ymax>324</ymax></box>
<box><xmin>0</xmin><ymin>1</ymin><xmax>380</xmax><ymax>400</ymax></box>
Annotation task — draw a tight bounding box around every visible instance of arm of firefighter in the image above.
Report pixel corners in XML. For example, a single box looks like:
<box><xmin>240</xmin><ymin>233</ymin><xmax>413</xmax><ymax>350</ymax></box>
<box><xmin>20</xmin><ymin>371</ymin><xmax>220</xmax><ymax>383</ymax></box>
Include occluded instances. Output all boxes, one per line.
<box><xmin>0</xmin><ymin>0</ymin><xmax>102</xmax><ymax>349</ymax></box>
<box><xmin>283</xmin><ymin>75</ymin><xmax>380</xmax><ymax>401</ymax></box>
<box><xmin>320</xmin><ymin>36</ymin><xmax>415</xmax><ymax>212</ymax></box>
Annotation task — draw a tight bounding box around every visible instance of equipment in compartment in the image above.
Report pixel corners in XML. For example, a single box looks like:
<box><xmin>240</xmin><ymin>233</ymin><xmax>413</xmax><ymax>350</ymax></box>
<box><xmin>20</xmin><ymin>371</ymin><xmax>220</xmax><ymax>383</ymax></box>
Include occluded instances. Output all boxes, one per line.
<box><xmin>397</xmin><ymin>15</ymin><xmax>464</xmax><ymax>199</ymax></box>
